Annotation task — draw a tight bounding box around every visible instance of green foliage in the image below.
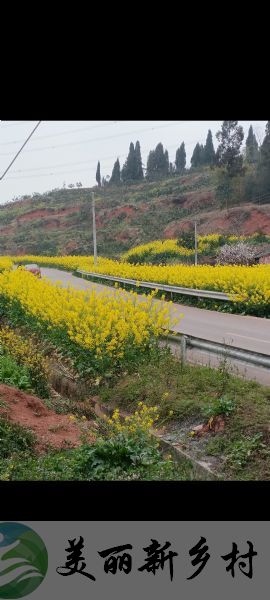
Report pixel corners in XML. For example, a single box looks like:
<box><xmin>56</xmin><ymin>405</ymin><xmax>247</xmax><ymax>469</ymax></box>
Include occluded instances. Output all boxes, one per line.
<box><xmin>0</xmin><ymin>351</ymin><xmax>33</xmax><ymax>391</ymax></box>
<box><xmin>121</xmin><ymin>141</ymin><xmax>144</xmax><ymax>183</ymax></box>
<box><xmin>0</xmin><ymin>444</ymin><xmax>194</xmax><ymax>481</ymax></box>
<box><xmin>191</xmin><ymin>143</ymin><xmax>204</xmax><ymax>168</ymax></box>
<box><xmin>226</xmin><ymin>434</ymin><xmax>263</xmax><ymax>469</ymax></box>
<box><xmin>134</xmin><ymin>141</ymin><xmax>144</xmax><ymax>180</ymax></box>
<box><xmin>175</xmin><ymin>142</ymin><xmax>186</xmax><ymax>173</ymax></box>
<box><xmin>204</xmin><ymin>130</ymin><xmax>216</xmax><ymax>166</ymax></box>
<box><xmin>202</xmin><ymin>396</ymin><xmax>236</xmax><ymax>418</ymax></box>
<box><xmin>96</xmin><ymin>161</ymin><xmax>101</xmax><ymax>187</ymax></box>
<box><xmin>121</xmin><ymin>143</ymin><xmax>136</xmax><ymax>182</ymax></box>
<box><xmin>245</xmin><ymin>125</ymin><xmax>259</xmax><ymax>164</ymax></box>
<box><xmin>110</xmin><ymin>158</ymin><xmax>121</xmax><ymax>185</ymax></box>
<box><xmin>177</xmin><ymin>230</ymin><xmax>195</xmax><ymax>249</ymax></box>
<box><xmin>74</xmin><ymin>432</ymin><xmax>161</xmax><ymax>478</ymax></box>
<box><xmin>0</xmin><ymin>417</ymin><xmax>35</xmax><ymax>459</ymax></box>
<box><xmin>147</xmin><ymin>143</ymin><xmax>170</xmax><ymax>180</ymax></box>
<box><xmin>252</xmin><ymin>232</ymin><xmax>270</xmax><ymax>243</ymax></box>
<box><xmin>216</xmin><ymin>121</ymin><xmax>244</xmax><ymax>176</ymax></box>
<box><xmin>0</xmin><ymin>450</ymin><xmax>77</xmax><ymax>480</ymax></box>
<box><xmin>261</xmin><ymin>121</ymin><xmax>270</xmax><ymax>167</ymax></box>
<box><xmin>215</xmin><ymin>169</ymin><xmax>234</xmax><ymax>207</ymax></box>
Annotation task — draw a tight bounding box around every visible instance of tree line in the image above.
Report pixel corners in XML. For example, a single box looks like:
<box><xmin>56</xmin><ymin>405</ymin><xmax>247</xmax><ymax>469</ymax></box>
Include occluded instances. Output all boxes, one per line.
<box><xmin>94</xmin><ymin>122</ymin><xmax>270</xmax><ymax>197</ymax></box>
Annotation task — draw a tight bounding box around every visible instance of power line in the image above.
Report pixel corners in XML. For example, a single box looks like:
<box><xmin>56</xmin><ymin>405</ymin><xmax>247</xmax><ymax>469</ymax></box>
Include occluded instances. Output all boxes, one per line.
<box><xmin>0</xmin><ymin>122</ymin><xmax>42</xmax><ymax>181</ymax></box>
<box><xmin>6</xmin><ymin>167</ymin><xmax>96</xmax><ymax>180</ymax></box>
<box><xmin>7</xmin><ymin>155</ymin><xmax>122</xmax><ymax>175</ymax></box>
<box><xmin>0</xmin><ymin>123</ymin><xmax>188</xmax><ymax>157</ymax></box>
<box><xmin>0</xmin><ymin>121</ymin><xmax>126</xmax><ymax>146</ymax></box>
<box><xmin>4</xmin><ymin>139</ymin><xmax>205</xmax><ymax>178</ymax></box>
<box><xmin>4</xmin><ymin>140</ymin><xmax>204</xmax><ymax>180</ymax></box>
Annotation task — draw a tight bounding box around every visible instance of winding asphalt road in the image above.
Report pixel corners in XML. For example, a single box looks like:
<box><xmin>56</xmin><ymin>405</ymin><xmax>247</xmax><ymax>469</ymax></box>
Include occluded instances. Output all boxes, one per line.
<box><xmin>41</xmin><ymin>267</ymin><xmax>270</xmax><ymax>386</ymax></box>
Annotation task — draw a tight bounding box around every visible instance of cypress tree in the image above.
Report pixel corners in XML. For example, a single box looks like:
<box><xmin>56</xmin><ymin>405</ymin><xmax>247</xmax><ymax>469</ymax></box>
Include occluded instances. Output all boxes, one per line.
<box><xmin>134</xmin><ymin>141</ymin><xmax>144</xmax><ymax>180</ymax></box>
<box><xmin>245</xmin><ymin>125</ymin><xmax>259</xmax><ymax>164</ymax></box>
<box><xmin>191</xmin><ymin>143</ymin><xmax>203</xmax><ymax>168</ymax></box>
<box><xmin>96</xmin><ymin>161</ymin><xmax>101</xmax><ymax>187</ymax></box>
<box><xmin>121</xmin><ymin>143</ymin><xmax>137</xmax><ymax>182</ymax></box>
<box><xmin>146</xmin><ymin>143</ymin><xmax>169</xmax><ymax>179</ymax></box>
<box><xmin>261</xmin><ymin>121</ymin><xmax>270</xmax><ymax>167</ymax></box>
<box><xmin>175</xmin><ymin>142</ymin><xmax>186</xmax><ymax>173</ymax></box>
<box><xmin>110</xmin><ymin>158</ymin><xmax>121</xmax><ymax>185</ymax></box>
<box><xmin>204</xmin><ymin>130</ymin><xmax>216</xmax><ymax>166</ymax></box>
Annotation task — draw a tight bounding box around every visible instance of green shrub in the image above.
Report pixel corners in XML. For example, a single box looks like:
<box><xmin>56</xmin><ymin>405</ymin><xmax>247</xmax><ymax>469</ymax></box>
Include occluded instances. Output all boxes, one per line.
<box><xmin>202</xmin><ymin>396</ymin><xmax>236</xmax><ymax>418</ymax></box>
<box><xmin>0</xmin><ymin>352</ymin><xmax>33</xmax><ymax>391</ymax></box>
<box><xmin>0</xmin><ymin>417</ymin><xmax>35</xmax><ymax>458</ymax></box>
<box><xmin>226</xmin><ymin>434</ymin><xmax>263</xmax><ymax>469</ymax></box>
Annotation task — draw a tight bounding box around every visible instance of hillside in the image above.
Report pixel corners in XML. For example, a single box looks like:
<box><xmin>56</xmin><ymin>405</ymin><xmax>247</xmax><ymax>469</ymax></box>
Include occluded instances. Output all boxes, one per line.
<box><xmin>1</xmin><ymin>168</ymin><xmax>270</xmax><ymax>257</ymax></box>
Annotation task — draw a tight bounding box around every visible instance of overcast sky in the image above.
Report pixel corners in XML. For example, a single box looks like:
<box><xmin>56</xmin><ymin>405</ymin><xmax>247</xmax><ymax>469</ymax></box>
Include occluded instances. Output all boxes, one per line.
<box><xmin>0</xmin><ymin>121</ymin><xmax>267</xmax><ymax>205</ymax></box>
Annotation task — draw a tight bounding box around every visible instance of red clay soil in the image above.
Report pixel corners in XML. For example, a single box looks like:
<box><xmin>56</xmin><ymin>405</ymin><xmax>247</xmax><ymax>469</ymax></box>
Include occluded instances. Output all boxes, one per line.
<box><xmin>17</xmin><ymin>206</ymin><xmax>81</xmax><ymax>223</ymax></box>
<box><xmin>0</xmin><ymin>384</ymin><xmax>95</xmax><ymax>453</ymax></box>
<box><xmin>0</xmin><ymin>225</ymin><xmax>15</xmax><ymax>235</ymax></box>
<box><xmin>164</xmin><ymin>204</ymin><xmax>270</xmax><ymax>238</ymax></box>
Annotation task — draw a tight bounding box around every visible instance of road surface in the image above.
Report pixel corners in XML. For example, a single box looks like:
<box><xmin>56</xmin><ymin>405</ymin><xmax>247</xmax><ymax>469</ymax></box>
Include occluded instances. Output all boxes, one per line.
<box><xmin>41</xmin><ymin>267</ymin><xmax>270</xmax><ymax>386</ymax></box>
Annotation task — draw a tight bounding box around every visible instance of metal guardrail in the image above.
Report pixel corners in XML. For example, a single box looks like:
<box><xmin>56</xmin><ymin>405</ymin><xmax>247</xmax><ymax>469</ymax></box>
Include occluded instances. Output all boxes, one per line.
<box><xmin>76</xmin><ymin>269</ymin><xmax>231</xmax><ymax>301</ymax></box>
<box><xmin>164</xmin><ymin>332</ymin><xmax>270</xmax><ymax>370</ymax></box>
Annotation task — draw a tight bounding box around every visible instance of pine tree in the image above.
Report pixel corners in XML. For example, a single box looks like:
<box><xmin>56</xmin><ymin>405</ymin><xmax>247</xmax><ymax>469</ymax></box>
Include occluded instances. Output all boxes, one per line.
<box><xmin>175</xmin><ymin>142</ymin><xmax>186</xmax><ymax>173</ymax></box>
<box><xmin>121</xmin><ymin>143</ymin><xmax>137</xmax><ymax>182</ymax></box>
<box><xmin>110</xmin><ymin>158</ymin><xmax>121</xmax><ymax>185</ymax></box>
<box><xmin>245</xmin><ymin>125</ymin><xmax>259</xmax><ymax>164</ymax></box>
<box><xmin>191</xmin><ymin>143</ymin><xmax>203</xmax><ymax>168</ymax></box>
<box><xmin>216</xmin><ymin>121</ymin><xmax>244</xmax><ymax>176</ymax></box>
<box><xmin>203</xmin><ymin>130</ymin><xmax>216</xmax><ymax>166</ymax></box>
<box><xmin>134</xmin><ymin>141</ymin><xmax>144</xmax><ymax>180</ymax></box>
<box><xmin>96</xmin><ymin>161</ymin><xmax>101</xmax><ymax>187</ymax></box>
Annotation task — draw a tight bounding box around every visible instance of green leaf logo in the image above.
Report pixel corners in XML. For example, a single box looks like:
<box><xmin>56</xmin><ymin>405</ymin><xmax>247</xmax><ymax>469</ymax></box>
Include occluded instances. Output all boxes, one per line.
<box><xmin>0</xmin><ymin>523</ymin><xmax>48</xmax><ymax>598</ymax></box>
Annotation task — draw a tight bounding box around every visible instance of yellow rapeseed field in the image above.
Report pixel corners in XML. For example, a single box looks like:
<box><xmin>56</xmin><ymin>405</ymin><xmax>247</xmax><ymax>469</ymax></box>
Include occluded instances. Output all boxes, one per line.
<box><xmin>0</xmin><ymin>268</ymin><xmax>172</xmax><ymax>360</ymax></box>
<box><xmin>4</xmin><ymin>253</ymin><xmax>270</xmax><ymax>314</ymax></box>
<box><xmin>0</xmin><ymin>257</ymin><xmax>13</xmax><ymax>272</ymax></box>
<box><xmin>122</xmin><ymin>239</ymin><xmax>194</xmax><ymax>261</ymax></box>
<box><xmin>122</xmin><ymin>234</ymin><xmax>257</xmax><ymax>262</ymax></box>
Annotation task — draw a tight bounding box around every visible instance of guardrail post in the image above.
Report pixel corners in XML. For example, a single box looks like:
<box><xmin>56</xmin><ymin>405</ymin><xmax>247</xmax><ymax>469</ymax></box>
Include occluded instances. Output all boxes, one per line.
<box><xmin>181</xmin><ymin>335</ymin><xmax>187</xmax><ymax>365</ymax></box>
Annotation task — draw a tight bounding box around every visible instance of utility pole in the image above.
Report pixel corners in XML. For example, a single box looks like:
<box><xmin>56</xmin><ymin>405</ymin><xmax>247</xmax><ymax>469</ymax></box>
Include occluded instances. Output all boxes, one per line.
<box><xmin>92</xmin><ymin>191</ymin><xmax>97</xmax><ymax>265</ymax></box>
<box><xmin>194</xmin><ymin>219</ymin><xmax>198</xmax><ymax>266</ymax></box>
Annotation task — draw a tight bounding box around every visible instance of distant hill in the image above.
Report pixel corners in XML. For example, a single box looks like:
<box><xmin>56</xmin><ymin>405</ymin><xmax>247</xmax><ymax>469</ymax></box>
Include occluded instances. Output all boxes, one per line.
<box><xmin>1</xmin><ymin>168</ymin><xmax>270</xmax><ymax>257</ymax></box>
